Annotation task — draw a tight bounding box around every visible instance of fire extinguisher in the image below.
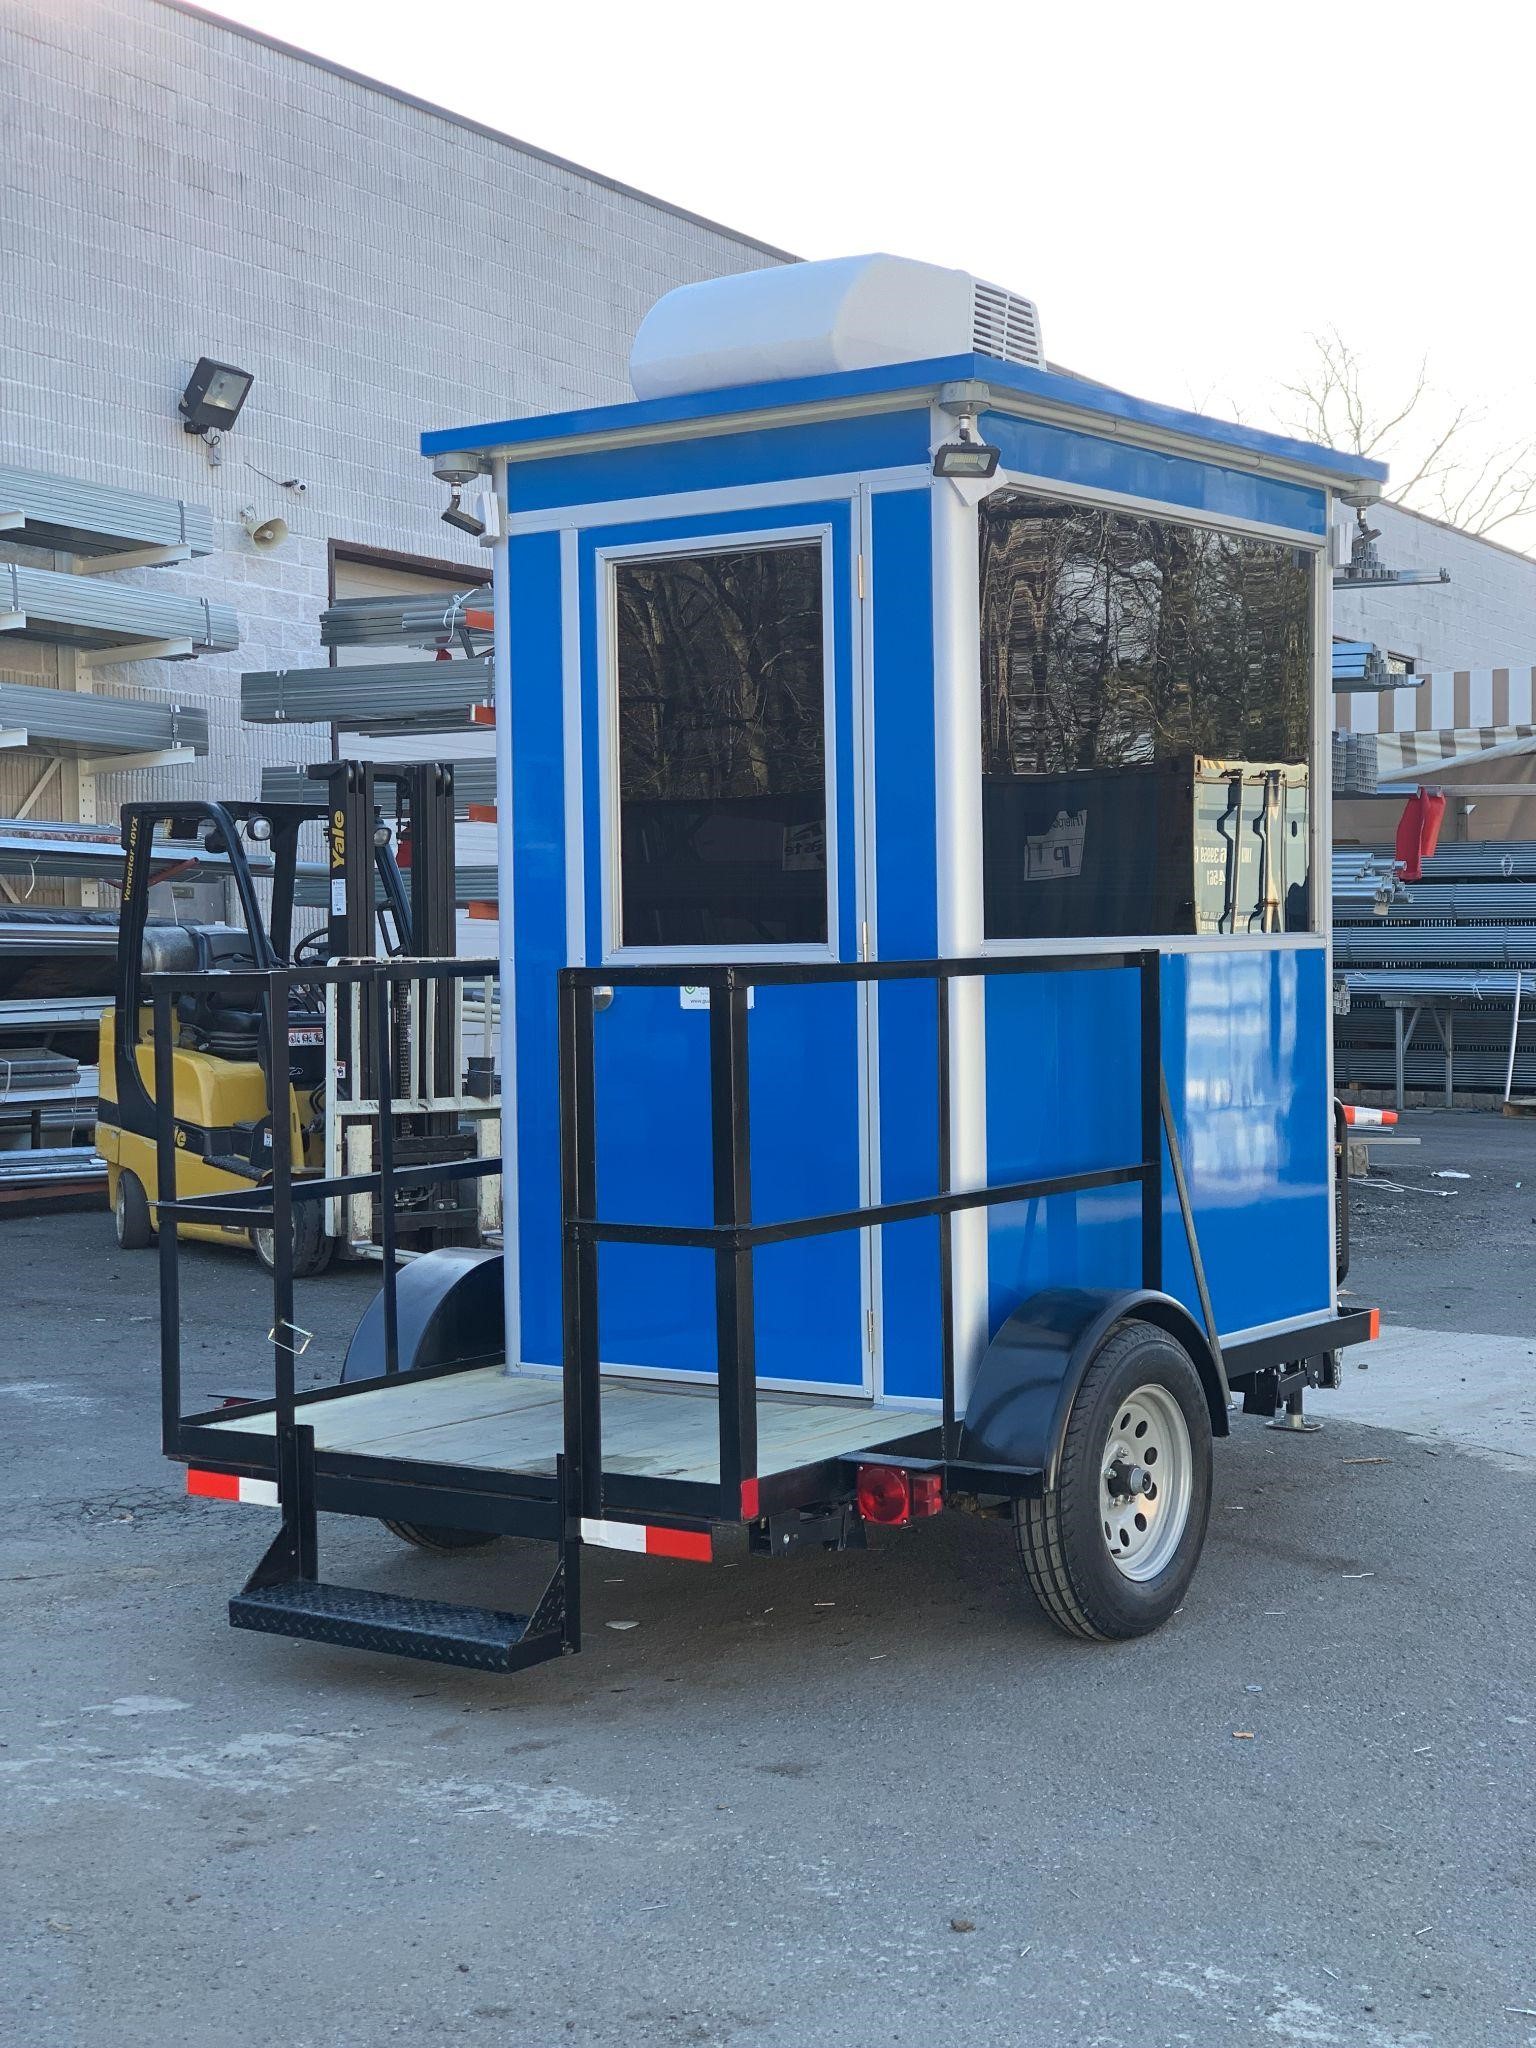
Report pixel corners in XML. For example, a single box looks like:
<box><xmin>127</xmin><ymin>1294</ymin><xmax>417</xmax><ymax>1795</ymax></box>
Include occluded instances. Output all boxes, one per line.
<box><xmin>1393</xmin><ymin>787</ymin><xmax>1446</xmax><ymax>883</ymax></box>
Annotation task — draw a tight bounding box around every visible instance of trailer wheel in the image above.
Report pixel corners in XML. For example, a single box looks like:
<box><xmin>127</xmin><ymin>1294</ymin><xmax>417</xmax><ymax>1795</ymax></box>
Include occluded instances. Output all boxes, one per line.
<box><xmin>381</xmin><ymin>1521</ymin><xmax>500</xmax><ymax>1553</ymax></box>
<box><xmin>114</xmin><ymin>1169</ymin><xmax>154</xmax><ymax>1250</ymax></box>
<box><xmin>251</xmin><ymin>1202</ymin><xmax>335</xmax><ymax>1279</ymax></box>
<box><xmin>1014</xmin><ymin>1319</ymin><xmax>1212</xmax><ymax>1641</ymax></box>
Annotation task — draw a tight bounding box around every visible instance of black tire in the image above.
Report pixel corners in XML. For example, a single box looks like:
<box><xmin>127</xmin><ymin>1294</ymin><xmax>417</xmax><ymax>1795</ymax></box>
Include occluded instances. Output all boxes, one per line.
<box><xmin>114</xmin><ymin>1169</ymin><xmax>154</xmax><ymax>1250</ymax></box>
<box><xmin>1014</xmin><ymin>1319</ymin><xmax>1213</xmax><ymax>1642</ymax></box>
<box><xmin>251</xmin><ymin>1200</ymin><xmax>335</xmax><ymax>1278</ymax></box>
<box><xmin>381</xmin><ymin>1521</ymin><xmax>500</xmax><ymax>1553</ymax></box>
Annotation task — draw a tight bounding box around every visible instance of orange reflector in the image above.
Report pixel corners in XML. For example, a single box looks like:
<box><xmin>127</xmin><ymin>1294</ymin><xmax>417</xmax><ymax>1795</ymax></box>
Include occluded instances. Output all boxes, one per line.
<box><xmin>1368</xmin><ymin>1308</ymin><xmax>1380</xmax><ymax>1341</ymax></box>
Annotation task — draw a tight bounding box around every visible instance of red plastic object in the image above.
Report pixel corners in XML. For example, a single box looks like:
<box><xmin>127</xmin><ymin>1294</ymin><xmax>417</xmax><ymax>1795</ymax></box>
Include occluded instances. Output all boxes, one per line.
<box><xmin>1393</xmin><ymin>788</ymin><xmax>1446</xmax><ymax>883</ymax></box>
<box><xmin>855</xmin><ymin>1464</ymin><xmax>912</xmax><ymax>1526</ymax></box>
<box><xmin>909</xmin><ymin>1472</ymin><xmax>944</xmax><ymax>1518</ymax></box>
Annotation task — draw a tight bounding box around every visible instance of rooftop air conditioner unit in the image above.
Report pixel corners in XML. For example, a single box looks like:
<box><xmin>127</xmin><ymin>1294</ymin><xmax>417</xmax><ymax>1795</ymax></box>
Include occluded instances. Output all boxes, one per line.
<box><xmin>629</xmin><ymin>253</ymin><xmax>1045</xmax><ymax>402</ymax></box>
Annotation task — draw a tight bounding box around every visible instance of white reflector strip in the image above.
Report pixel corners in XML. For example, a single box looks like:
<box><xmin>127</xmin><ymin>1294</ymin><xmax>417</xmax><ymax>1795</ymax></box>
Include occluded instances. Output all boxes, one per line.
<box><xmin>187</xmin><ymin>1469</ymin><xmax>279</xmax><ymax>1506</ymax></box>
<box><xmin>580</xmin><ymin>1516</ymin><xmax>647</xmax><ymax>1554</ymax></box>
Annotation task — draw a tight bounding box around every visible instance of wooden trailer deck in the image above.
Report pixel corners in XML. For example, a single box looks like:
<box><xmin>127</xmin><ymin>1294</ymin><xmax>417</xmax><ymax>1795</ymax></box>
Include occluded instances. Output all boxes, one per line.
<box><xmin>206</xmin><ymin>1368</ymin><xmax>935</xmax><ymax>1486</ymax></box>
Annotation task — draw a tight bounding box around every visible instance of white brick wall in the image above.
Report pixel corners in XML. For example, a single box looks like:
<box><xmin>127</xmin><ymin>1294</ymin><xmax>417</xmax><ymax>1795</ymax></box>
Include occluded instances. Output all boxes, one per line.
<box><xmin>0</xmin><ymin>0</ymin><xmax>785</xmax><ymax>822</ymax></box>
<box><xmin>1333</xmin><ymin>501</ymin><xmax>1536</xmax><ymax>673</ymax></box>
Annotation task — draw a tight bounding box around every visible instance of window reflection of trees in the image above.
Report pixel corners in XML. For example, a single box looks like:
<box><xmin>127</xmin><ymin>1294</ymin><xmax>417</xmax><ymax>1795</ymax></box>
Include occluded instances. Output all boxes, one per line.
<box><xmin>616</xmin><ymin>546</ymin><xmax>825</xmax><ymax>802</ymax></box>
<box><xmin>978</xmin><ymin>494</ymin><xmax>1313</xmax><ymax>775</ymax></box>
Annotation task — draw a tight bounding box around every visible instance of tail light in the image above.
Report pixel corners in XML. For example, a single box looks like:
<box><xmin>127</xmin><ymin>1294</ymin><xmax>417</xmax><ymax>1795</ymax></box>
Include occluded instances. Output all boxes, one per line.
<box><xmin>855</xmin><ymin>1466</ymin><xmax>944</xmax><ymax>1525</ymax></box>
<box><xmin>910</xmin><ymin>1472</ymin><xmax>944</xmax><ymax>1518</ymax></box>
<box><xmin>856</xmin><ymin>1464</ymin><xmax>911</xmax><ymax>1525</ymax></box>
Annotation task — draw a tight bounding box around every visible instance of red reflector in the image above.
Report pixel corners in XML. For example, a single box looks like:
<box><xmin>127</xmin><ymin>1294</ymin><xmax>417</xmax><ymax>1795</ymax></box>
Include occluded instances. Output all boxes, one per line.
<box><xmin>739</xmin><ymin>1478</ymin><xmax>760</xmax><ymax>1521</ymax></box>
<box><xmin>856</xmin><ymin>1463</ymin><xmax>911</xmax><ymax>1526</ymax></box>
<box><xmin>187</xmin><ymin>1468</ymin><xmax>240</xmax><ymax>1500</ymax></box>
<box><xmin>910</xmin><ymin>1471</ymin><xmax>944</xmax><ymax>1518</ymax></box>
<box><xmin>647</xmin><ymin>1525</ymin><xmax>713</xmax><ymax>1563</ymax></box>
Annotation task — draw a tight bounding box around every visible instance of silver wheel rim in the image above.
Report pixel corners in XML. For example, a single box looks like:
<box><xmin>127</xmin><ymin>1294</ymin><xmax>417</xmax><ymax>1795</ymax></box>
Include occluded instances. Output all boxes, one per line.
<box><xmin>1100</xmin><ymin>1382</ymin><xmax>1192</xmax><ymax>1582</ymax></box>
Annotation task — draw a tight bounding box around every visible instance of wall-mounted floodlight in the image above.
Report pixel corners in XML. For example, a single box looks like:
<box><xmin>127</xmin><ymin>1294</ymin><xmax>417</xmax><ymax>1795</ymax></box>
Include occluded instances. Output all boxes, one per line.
<box><xmin>933</xmin><ymin>411</ymin><xmax>1001</xmax><ymax>479</ymax></box>
<box><xmin>441</xmin><ymin>486</ymin><xmax>487</xmax><ymax>538</ymax></box>
<box><xmin>179</xmin><ymin>358</ymin><xmax>254</xmax><ymax>435</ymax></box>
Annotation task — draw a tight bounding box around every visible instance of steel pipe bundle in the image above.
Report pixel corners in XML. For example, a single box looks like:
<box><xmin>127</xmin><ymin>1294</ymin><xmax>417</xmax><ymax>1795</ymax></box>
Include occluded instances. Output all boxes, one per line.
<box><xmin>0</xmin><ymin>464</ymin><xmax>215</xmax><ymax>558</ymax></box>
<box><xmin>319</xmin><ymin>592</ymin><xmax>490</xmax><ymax>649</ymax></box>
<box><xmin>0</xmin><ymin>683</ymin><xmax>209</xmax><ymax>758</ymax></box>
<box><xmin>241</xmin><ymin>657</ymin><xmax>492</xmax><ymax>728</ymax></box>
<box><xmin>1335</xmin><ymin>927</ymin><xmax>1536</xmax><ymax>969</ymax></box>
<box><xmin>259</xmin><ymin>758</ymin><xmax>497</xmax><ymax>812</ymax></box>
<box><xmin>0</xmin><ymin>564</ymin><xmax>237</xmax><ymax>653</ymax></box>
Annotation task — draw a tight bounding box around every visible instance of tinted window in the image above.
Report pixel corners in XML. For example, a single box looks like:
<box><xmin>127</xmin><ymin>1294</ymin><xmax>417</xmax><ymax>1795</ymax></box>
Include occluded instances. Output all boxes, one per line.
<box><xmin>978</xmin><ymin>492</ymin><xmax>1314</xmax><ymax>939</ymax></box>
<box><xmin>614</xmin><ymin>544</ymin><xmax>827</xmax><ymax>947</ymax></box>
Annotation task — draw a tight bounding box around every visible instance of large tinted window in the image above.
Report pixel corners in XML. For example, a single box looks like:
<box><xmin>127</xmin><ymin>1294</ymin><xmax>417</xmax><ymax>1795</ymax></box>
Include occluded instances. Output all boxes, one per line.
<box><xmin>614</xmin><ymin>543</ymin><xmax>827</xmax><ymax>947</ymax></box>
<box><xmin>978</xmin><ymin>492</ymin><xmax>1315</xmax><ymax>939</ymax></box>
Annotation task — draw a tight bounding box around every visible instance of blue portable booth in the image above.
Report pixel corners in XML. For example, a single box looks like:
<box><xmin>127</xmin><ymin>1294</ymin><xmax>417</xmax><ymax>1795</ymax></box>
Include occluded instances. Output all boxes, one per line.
<box><xmin>160</xmin><ymin>256</ymin><xmax>1385</xmax><ymax>1668</ymax></box>
<box><xmin>426</xmin><ymin>254</ymin><xmax>1381</xmax><ymax>1408</ymax></box>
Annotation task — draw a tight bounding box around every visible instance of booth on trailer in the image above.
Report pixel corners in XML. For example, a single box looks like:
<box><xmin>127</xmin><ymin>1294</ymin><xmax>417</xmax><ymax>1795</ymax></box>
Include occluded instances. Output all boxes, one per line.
<box><xmin>157</xmin><ymin>255</ymin><xmax>1384</xmax><ymax>1666</ymax></box>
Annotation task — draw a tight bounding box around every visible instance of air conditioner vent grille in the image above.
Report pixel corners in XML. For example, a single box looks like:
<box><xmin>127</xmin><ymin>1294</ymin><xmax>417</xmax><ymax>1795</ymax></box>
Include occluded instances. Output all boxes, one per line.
<box><xmin>972</xmin><ymin>282</ymin><xmax>1045</xmax><ymax>368</ymax></box>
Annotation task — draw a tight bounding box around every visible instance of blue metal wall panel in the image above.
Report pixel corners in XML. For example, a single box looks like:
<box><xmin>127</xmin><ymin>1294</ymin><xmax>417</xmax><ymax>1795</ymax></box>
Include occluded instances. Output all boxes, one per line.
<box><xmin>508</xmin><ymin>412</ymin><xmax>931</xmax><ymax>515</ymax></box>
<box><xmin>982</xmin><ymin>945</ymin><xmax>1333</xmax><ymax>1346</ymax></box>
<box><xmin>508</xmin><ymin>528</ymin><xmax>570</xmax><ymax>1368</ymax></box>
<box><xmin>868</xmin><ymin>488</ymin><xmax>944</xmax><ymax>1401</ymax></box>
<box><xmin>983</xmin><ymin>412</ymin><xmax>1328</xmax><ymax>537</ymax></box>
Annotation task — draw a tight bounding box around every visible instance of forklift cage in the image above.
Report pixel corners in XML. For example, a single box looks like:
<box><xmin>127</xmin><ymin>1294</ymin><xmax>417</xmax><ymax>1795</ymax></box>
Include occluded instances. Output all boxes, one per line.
<box><xmin>151</xmin><ymin>955</ymin><xmax>503</xmax><ymax>1463</ymax></box>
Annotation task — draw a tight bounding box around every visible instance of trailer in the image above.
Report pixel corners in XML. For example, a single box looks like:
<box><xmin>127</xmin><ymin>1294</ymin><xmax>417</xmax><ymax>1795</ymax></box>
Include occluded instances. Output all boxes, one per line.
<box><xmin>155</xmin><ymin>254</ymin><xmax>1384</xmax><ymax>1671</ymax></box>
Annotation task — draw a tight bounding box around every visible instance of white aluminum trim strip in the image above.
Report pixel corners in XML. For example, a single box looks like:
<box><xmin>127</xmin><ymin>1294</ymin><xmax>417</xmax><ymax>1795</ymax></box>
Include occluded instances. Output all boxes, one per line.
<box><xmin>593</xmin><ymin>522</ymin><xmax>840</xmax><ymax>968</ymax></box>
<box><xmin>506</xmin><ymin>468</ymin><xmax>933</xmax><ymax>538</ymax></box>
<box><xmin>930</xmin><ymin>439</ymin><xmax>990</xmax><ymax>1411</ymax></box>
<box><xmin>491</xmin><ymin>457</ymin><xmax>522</xmax><ymax>1376</ymax></box>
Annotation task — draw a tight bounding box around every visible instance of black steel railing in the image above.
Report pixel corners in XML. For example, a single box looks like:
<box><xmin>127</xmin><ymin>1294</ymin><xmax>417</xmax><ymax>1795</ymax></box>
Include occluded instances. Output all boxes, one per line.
<box><xmin>150</xmin><ymin>956</ymin><xmax>502</xmax><ymax>1482</ymax></box>
<box><xmin>559</xmin><ymin>950</ymin><xmax>1165</xmax><ymax>1526</ymax></box>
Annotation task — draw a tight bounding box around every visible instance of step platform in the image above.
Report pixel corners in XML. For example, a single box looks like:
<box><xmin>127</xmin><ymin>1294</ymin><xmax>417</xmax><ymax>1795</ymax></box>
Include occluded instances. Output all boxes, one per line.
<box><xmin>229</xmin><ymin>1579</ymin><xmax>565</xmax><ymax>1673</ymax></box>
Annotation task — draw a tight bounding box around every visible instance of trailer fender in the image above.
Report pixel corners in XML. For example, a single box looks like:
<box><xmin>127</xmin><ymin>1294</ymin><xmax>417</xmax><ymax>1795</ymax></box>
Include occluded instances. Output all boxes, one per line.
<box><xmin>341</xmin><ymin>1247</ymin><xmax>504</xmax><ymax>1383</ymax></box>
<box><xmin>958</xmin><ymin>1288</ymin><xmax>1227</xmax><ymax>1493</ymax></box>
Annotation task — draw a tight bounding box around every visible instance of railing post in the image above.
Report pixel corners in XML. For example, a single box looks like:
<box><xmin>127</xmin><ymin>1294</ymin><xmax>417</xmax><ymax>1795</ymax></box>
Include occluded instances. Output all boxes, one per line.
<box><xmin>936</xmin><ymin>970</ymin><xmax>957</xmax><ymax>1460</ymax></box>
<box><xmin>710</xmin><ymin>971</ymin><xmax>758</xmax><ymax>1516</ymax></box>
<box><xmin>374</xmin><ymin>965</ymin><xmax>400</xmax><ymax>1375</ymax></box>
<box><xmin>266</xmin><ymin>966</ymin><xmax>314</xmax><ymax>1581</ymax></box>
<box><xmin>559</xmin><ymin>975</ymin><xmax>601</xmax><ymax>1521</ymax></box>
<box><xmin>153</xmin><ymin>979</ymin><xmax>181</xmax><ymax>1456</ymax></box>
<box><xmin>1139</xmin><ymin>950</ymin><xmax>1164</xmax><ymax>1291</ymax></box>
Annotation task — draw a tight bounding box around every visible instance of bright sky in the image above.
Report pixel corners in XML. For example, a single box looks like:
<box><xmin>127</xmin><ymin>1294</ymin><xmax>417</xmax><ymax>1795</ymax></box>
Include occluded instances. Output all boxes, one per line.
<box><xmin>212</xmin><ymin>0</ymin><xmax>1536</xmax><ymax>548</ymax></box>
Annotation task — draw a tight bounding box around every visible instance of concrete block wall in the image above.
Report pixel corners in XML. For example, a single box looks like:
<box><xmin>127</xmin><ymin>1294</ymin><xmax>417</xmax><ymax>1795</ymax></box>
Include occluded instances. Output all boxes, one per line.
<box><xmin>0</xmin><ymin>0</ymin><xmax>786</xmax><ymax>825</ymax></box>
<box><xmin>1333</xmin><ymin>502</ymin><xmax>1536</xmax><ymax>673</ymax></box>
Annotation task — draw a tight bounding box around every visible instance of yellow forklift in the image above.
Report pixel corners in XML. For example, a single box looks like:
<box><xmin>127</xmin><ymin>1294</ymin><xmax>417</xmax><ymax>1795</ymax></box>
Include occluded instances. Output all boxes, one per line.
<box><xmin>96</xmin><ymin>761</ymin><xmax>464</xmax><ymax>1274</ymax></box>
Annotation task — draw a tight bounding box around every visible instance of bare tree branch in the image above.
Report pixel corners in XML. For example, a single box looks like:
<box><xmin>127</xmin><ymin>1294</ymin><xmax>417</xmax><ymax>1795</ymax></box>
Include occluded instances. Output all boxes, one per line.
<box><xmin>1278</xmin><ymin>331</ymin><xmax>1534</xmax><ymax>542</ymax></box>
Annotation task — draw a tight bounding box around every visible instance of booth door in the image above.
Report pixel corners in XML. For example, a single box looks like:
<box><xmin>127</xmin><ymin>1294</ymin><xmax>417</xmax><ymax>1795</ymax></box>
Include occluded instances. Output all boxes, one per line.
<box><xmin>583</xmin><ymin>518</ymin><xmax>871</xmax><ymax>1394</ymax></box>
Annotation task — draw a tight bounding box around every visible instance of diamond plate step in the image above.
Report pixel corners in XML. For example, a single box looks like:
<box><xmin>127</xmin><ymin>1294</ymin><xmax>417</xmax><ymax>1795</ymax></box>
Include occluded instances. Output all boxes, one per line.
<box><xmin>229</xmin><ymin>1580</ymin><xmax>562</xmax><ymax>1673</ymax></box>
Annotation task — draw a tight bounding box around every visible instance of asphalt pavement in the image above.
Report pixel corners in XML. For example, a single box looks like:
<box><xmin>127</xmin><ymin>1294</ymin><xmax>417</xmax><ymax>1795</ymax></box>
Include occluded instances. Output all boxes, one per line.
<box><xmin>3</xmin><ymin>1117</ymin><xmax>1535</xmax><ymax>2048</ymax></box>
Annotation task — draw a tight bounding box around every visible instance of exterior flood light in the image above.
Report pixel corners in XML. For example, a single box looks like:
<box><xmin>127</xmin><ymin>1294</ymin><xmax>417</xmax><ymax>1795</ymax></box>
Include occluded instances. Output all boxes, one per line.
<box><xmin>179</xmin><ymin>358</ymin><xmax>254</xmax><ymax>434</ymax></box>
<box><xmin>441</xmin><ymin>486</ymin><xmax>487</xmax><ymax>538</ymax></box>
<box><xmin>933</xmin><ymin>420</ymin><xmax>1001</xmax><ymax>479</ymax></box>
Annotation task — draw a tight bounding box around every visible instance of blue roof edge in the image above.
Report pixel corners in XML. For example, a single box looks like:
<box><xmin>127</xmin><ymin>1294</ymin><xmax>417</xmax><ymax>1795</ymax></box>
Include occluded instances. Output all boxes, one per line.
<box><xmin>421</xmin><ymin>352</ymin><xmax>1390</xmax><ymax>488</ymax></box>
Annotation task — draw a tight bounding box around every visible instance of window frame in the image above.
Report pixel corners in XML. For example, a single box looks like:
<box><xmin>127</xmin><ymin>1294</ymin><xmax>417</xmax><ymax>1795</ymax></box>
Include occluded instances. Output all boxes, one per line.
<box><xmin>969</xmin><ymin>473</ymin><xmax>1331</xmax><ymax>957</ymax></box>
<box><xmin>596</xmin><ymin>523</ymin><xmax>840</xmax><ymax>965</ymax></box>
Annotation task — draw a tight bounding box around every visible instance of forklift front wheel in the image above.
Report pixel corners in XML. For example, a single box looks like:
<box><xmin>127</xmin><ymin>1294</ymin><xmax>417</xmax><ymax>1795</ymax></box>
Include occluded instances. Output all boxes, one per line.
<box><xmin>1013</xmin><ymin>1319</ymin><xmax>1213</xmax><ymax>1642</ymax></box>
<box><xmin>381</xmin><ymin>1521</ymin><xmax>500</xmax><ymax>1553</ymax></box>
<box><xmin>251</xmin><ymin>1202</ymin><xmax>335</xmax><ymax>1279</ymax></box>
<box><xmin>113</xmin><ymin>1169</ymin><xmax>155</xmax><ymax>1251</ymax></box>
